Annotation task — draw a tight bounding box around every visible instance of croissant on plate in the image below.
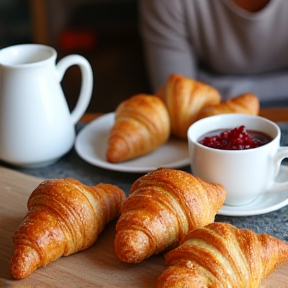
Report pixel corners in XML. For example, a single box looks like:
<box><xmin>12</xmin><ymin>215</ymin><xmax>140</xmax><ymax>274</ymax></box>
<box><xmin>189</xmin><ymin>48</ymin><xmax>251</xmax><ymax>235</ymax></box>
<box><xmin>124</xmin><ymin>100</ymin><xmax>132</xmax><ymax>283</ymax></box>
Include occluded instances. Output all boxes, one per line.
<box><xmin>10</xmin><ymin>178</ymin><xmax>126</xmax><ymax>279</ymax></box>
<box><xmin>156</xmin><ymin>74</ymin><xmax>221</xmax><ymax>139</ymax></box>
<box><xmin>106</xmin><ymin>94</ymin><xmax>170</xmax><ymax>163</ymax></box>
<box><xmin>114</xmin><ymin>168</ymin><xmax>226</xmax><ymax>263</ymax></box>
<box><xmin>155</xmin><ymin>222</ymin><xmax>288</xmax><ymax>288</ymax></box>
<box><xmin>197</xmin><ymin>93</ymin><xmax>260</xmax><ymax>120</ymax></box>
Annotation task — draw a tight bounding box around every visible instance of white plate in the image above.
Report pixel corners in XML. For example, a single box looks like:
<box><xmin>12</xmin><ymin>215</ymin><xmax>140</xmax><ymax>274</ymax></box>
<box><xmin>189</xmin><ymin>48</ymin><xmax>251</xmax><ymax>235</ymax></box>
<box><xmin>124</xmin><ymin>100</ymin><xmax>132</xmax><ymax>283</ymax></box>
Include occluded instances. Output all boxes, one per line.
<box><xmin>218</xmin><ymin>164</ymin><xmax>288</xmax><ymax>216</ymax></box>
<box><xmin>75</xmin><ymin>113</ymin><xmax>190</xmax><ymax>173</ymax></box>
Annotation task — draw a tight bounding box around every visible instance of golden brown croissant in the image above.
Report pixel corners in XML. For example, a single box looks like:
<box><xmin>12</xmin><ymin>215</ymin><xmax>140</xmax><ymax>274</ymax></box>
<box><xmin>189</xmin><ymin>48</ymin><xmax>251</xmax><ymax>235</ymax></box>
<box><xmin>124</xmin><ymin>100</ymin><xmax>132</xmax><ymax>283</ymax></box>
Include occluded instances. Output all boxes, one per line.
<box><xmin>155</xmin><ymin>222</ymin><xmax>288</xmax><ymax>288</ymax></box>
<box><xmin>156</xmin><ymin>74</ymin><xmax>221</xmax><ymax>139</ymax></box>
<box><xmin>10</xmin><ymin>178</ymin><xmax>126</xmax><ymax>279</ymax></box>
<box><xmin>197</xmin><ymin>93</ymin><xmax>260</xmax><ymax>120</ymax></box>
<box><xmin>114</xmin><ymin>168</ymin><xmax>226</xmax><ymax>263</ymax></box>
<box><xmin>106</xmin><ymin>94</ymin><xmax>170</xmax><ymax>163</ymax></box>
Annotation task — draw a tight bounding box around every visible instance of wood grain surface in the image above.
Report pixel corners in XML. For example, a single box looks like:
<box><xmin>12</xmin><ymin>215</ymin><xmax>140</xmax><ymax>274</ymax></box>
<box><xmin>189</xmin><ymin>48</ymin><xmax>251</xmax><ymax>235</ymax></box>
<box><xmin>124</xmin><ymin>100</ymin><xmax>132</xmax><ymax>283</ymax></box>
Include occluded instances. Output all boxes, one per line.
<box><xmin>0</xmin><ymin>166</ymin><xmax>288</xmax><ymax>287</ymax></box>
<box><xmin>80</xmin><ymin>108</ymin><xmax>288</xmax><ymax>124</ymax></box>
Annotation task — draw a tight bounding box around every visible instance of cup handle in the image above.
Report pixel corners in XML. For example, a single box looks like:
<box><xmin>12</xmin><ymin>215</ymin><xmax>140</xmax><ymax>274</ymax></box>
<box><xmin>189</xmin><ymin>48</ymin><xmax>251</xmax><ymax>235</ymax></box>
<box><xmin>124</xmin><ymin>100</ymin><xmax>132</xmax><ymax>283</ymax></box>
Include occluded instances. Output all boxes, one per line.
<box><xmin>56</xmin><ymin>54</ymin><xmax>93</xmax><ymax>124</ymax></box>
<box><xmin>266</xmin><ymin>147</ymin><xmax>288</xmax><ymax>192</ymax></box>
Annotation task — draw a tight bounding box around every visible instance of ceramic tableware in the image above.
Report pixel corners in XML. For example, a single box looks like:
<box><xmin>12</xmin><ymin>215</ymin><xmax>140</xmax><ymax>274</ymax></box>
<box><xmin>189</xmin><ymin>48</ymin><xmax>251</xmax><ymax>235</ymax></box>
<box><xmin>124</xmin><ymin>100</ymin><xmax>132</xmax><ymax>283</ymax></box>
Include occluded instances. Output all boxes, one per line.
<box><xmin>187</xmin><ymin>114</ymin><xmax>288</xmax><ymax>206</ymax></box>
<box><xmin>0</xmin><ymin>44</ymin><xmax>93</xmax><ymax>167</ymax></box>
<box><xmin>75</xmin><ymin>113</ymin><xmax>190</xmax><ymax>173</ymax></box>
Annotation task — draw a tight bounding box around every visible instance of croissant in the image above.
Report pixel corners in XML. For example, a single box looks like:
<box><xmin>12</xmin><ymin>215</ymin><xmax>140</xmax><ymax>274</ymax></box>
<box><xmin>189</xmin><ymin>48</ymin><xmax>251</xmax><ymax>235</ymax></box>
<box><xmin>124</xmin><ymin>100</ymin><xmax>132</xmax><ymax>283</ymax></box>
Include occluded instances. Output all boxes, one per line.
<box><xmin>197</xmin><ymin>93</ymin><xmax>260</xmax><ymax>120</ymax></box>
<box><xmin>156</xmin><ymin>74</ymin><xmax>221</xmax><ymax>139</ymax></box>
<box><xmin>106</xmin><ymin>94</ymin><xmax>170</xmax><ymax>163</ymax></box>
<box><xmin>114</xmin><ymin>168</ymin><xmax>226</xmax><ymax>263</ymax></box>
<box><xmin>155</xmin><ymin>222</ymin><xmax>288</xmax><ymax>288</ymax></box>
<box><xmin>10</xmin><ymin>178</ymin><xmax>126</xmax><ymax>279</ymax></box>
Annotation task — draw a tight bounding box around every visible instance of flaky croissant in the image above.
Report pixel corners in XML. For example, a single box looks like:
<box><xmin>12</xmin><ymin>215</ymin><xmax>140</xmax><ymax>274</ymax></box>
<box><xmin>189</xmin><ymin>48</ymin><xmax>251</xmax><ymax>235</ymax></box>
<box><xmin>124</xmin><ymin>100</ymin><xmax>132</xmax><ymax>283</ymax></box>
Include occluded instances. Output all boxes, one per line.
<box><xmin>155</xmin><ymin>222</ymin><xmax>288</xmax><ymax>288</ymax></box>
<box><xmin>197</xmin><ymin>93</ymin><xmax>260</xmax><ymax>120</ymax></box>
<box><xmin>114</xmin><ymin>168</ymin><xmax>226</xmax><ymax>263</ymax></box>
<box><xmin>10</xmin><ymin>178</ymin><xmax>126</xmax><ymax>279</ymax></box>
<box><xmin>106</xmin><ymin>94</ymin><xmax>170</xmax><ymax>163</ymax></box>
<box><xmin>156</xmin><ymin>74</ymin><xmax>221</xmax><ymax>139</ymax></box>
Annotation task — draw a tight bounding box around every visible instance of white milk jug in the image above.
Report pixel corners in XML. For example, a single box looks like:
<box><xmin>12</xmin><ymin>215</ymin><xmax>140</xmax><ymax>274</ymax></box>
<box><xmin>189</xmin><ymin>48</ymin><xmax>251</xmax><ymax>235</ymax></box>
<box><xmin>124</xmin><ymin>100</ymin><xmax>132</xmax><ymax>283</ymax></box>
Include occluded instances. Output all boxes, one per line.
<box><xmin>0</xmin><ymin>44</ymin><xmax>93</xmax><ymax>167</ymax></box>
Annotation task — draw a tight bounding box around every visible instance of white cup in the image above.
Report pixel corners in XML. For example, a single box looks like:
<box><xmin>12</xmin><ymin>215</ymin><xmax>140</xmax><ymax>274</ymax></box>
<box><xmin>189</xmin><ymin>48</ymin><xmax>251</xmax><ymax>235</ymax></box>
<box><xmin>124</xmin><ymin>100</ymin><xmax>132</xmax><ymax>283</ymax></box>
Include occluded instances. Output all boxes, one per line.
<box><xmin>187</xmin><ymin>114</ymin><xmax>288</xmax><ymax>206</ymax></box>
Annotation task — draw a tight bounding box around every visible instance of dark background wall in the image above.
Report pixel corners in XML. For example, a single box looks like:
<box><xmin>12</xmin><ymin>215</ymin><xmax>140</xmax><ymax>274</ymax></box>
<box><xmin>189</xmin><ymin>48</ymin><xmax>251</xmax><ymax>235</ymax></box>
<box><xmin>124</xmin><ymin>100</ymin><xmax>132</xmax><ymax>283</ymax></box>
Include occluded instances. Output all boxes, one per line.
<box><xmin>0</xmin><ymin>0</ymin><xmax>151</xmax><ymax>113</ymax></box>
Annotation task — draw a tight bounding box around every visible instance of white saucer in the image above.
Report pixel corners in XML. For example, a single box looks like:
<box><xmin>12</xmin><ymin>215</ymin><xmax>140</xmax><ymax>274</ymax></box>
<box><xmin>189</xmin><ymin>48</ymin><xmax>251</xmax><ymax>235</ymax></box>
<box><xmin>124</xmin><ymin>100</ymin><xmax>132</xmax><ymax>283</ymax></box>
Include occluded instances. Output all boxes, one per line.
<box><xmin>75</xmin><ymin>113</ymin><xmax>190</xmax><ymax>173</ymax></box>
<box><xmin>218</xmin><ymin>164</ymin><xmax>288</xmax><ymax>216</ymax></box>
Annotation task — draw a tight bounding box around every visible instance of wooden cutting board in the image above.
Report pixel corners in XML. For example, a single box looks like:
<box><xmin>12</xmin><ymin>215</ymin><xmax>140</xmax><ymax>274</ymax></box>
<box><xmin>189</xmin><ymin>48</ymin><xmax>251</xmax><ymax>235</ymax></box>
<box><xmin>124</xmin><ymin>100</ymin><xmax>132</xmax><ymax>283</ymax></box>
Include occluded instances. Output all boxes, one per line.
<box><xmin>0</xmin><ymin>166</ymin><xmax>288</xmax><ymax>288</ymax></box>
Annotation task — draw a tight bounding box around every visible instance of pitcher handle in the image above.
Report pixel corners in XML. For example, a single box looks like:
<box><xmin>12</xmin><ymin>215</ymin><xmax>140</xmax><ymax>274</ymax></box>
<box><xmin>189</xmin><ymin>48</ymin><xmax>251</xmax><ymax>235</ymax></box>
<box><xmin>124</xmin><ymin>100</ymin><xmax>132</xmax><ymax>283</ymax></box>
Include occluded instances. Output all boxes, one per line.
<box><xmin>56</xmin><ymin>54</ymin><xmax>93</xmax><ymax>124</ymax></box>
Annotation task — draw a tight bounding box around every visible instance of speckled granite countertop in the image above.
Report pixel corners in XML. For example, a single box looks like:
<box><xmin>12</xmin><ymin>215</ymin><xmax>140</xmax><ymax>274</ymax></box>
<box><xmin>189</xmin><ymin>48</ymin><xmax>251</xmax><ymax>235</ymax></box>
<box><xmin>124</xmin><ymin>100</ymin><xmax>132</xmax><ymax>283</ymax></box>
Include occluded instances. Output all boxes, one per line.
<box><xmin>1</xmin><ymin>122</ymin><xmax>288</xmax><ymax>242</ymax></box>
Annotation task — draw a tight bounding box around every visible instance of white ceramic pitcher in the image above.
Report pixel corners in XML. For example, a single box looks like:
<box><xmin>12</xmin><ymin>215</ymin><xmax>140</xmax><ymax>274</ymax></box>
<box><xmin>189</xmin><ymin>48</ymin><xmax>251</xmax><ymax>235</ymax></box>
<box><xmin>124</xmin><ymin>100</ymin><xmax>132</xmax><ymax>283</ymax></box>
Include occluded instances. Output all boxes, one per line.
<box><xmin>0</xmin><ymin>44</ymin><xmax>93</xmax><ymax>167</ymax></box>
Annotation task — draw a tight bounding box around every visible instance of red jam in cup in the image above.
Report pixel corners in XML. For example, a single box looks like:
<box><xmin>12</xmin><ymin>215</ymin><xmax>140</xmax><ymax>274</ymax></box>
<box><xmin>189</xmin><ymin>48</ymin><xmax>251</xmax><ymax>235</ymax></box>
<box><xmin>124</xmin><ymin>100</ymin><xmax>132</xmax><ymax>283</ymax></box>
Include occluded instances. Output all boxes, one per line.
<box><xmin>198</xmin><ymin>125</ymin><xmax>272</xmax><ymax>150</ymax></box>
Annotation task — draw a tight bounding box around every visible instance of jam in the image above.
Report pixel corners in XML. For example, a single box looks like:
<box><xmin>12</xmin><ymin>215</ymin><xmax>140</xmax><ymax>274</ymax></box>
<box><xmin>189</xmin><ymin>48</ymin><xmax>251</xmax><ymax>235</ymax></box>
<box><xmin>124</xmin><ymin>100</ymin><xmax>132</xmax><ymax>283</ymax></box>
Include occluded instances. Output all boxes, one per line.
<box><xmin>198</xmin><ymin>125</ymin><xmax>272</xmax><ymax>150</ymax></box>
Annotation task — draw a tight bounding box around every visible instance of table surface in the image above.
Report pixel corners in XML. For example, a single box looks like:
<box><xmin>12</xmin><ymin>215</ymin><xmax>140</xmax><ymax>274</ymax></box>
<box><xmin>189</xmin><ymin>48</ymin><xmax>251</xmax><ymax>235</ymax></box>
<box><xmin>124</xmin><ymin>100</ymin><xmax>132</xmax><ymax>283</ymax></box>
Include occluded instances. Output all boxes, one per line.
<box><xmin>80</xmin><ymin>108</ymin><xmax>288</xmax><ymax>123</ymax></box>
<box><xmin>2</xmin><ymin>108</ymin><xmax>288</xmax><ymax>226</ymax></box>
<box><xmin>1</xmin><ymin>108</ymin><xmax>288</xmax><ymax>287</ymax></box>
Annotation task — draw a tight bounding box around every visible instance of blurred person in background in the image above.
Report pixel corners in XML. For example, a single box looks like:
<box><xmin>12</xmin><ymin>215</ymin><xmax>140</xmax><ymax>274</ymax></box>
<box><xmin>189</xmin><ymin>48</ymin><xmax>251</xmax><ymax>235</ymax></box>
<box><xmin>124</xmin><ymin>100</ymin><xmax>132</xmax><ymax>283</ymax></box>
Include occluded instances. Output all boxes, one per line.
<box><xmin>139</xmin><ymin>0</ymin><xmax>288</xmax><ymax>106</ymax></box>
